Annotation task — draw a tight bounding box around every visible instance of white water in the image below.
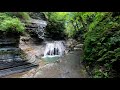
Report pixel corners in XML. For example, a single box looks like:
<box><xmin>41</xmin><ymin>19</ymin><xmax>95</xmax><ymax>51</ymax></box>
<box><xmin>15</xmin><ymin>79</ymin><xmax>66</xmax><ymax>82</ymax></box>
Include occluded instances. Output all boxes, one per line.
<box><xmin>43</xmin><ymin>41</ymin><xmax>65</xmax><ymax>57</ymax></box>
<box><xmin>37</xmin><ymin>20</ymin><xmax>47</xmax><ymax>39</ymax></box>
<box><xmin>30</xmin><ymin>19</ymin><xmax>47</xmax><ymax>39</ymax></box>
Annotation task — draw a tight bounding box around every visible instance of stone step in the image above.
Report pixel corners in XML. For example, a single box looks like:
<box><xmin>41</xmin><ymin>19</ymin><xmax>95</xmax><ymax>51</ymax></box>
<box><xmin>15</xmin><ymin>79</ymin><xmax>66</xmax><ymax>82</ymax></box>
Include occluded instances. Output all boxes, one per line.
<box><xmin>0</xmin><ymin>63</ymin><xmax>38</xmax><ymax>77</ymax></box>
<box><xmin>74</xmin><ymin>48</ymin><xmax>82</xmax><ymax>51</ymax></box>
<box><xmin>75</xmin><ymin>44</ymin><xmax>83</xmax><ymax>48</ymax></box>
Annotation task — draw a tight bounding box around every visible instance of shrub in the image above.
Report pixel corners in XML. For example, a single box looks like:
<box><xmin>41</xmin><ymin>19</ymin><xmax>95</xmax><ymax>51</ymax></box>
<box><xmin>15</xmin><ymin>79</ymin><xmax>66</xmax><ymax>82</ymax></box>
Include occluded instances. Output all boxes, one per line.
<box><xmin>0</xmin><ymin>17</ymin><xmax>25</xmax><ymax>32</ymax></box>
<box><xmin>45</xmin><ymin>20</ymin><xmax>66</xmax><ymax>40</ymax></box>
<box><xmin>5</xmin><ymin>12</ymin><xmax>30</xmax><ymax>20</ymax></box>
<box><xmin>83</xmin><ymin>12</ymin><xmax>120</xmax><ymax>78</ymax></box>
<box><xmin>0</xmin><ymin>12</ymin><xmax>25</xmax><ymax>33</ymax></box>
<box><xmin>44</xmin><ymin>12</ymin><xmax>67</xmax><ymax>40</ymax></box>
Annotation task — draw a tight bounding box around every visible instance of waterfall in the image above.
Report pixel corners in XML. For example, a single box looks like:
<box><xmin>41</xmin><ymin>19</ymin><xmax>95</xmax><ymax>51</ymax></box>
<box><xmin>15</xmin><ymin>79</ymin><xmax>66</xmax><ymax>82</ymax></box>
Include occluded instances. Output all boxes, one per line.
<box><xmin>27</xmin><ymin>19</ymin><xmax>47</xmax><ymax>40</ymax></box>
<box><xmin>43</xmin><ymin>41</ymin><xmax>65</xmax><ymax>58</ymax></box>
<box><xmin>36</xmin><ymin>20</ymin><xmax>47</xmax><ymax>39</ymax></box>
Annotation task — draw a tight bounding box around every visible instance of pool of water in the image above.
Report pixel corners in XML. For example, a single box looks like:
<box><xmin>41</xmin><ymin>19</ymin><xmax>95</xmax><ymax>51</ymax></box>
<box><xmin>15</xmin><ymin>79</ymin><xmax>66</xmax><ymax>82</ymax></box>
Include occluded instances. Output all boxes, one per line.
<box><xmin>41</xmin><ymin>55</ymin><xmax>60</xmax><ymax>63</ymax></box>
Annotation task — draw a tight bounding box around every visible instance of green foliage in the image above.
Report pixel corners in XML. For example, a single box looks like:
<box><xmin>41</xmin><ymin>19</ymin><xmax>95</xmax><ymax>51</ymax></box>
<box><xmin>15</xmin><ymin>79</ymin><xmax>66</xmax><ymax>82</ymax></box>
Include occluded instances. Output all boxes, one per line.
<box><xmin>83</xmin><ymin>12</ymin><xmax>120</xmax><ymax>78</ymax></box>
<box><xmin>64</xmin><ymin>12</ymin><xmax>96</xmax><ymax>40</ymax></box>
<box><xmin>45</xmin><ymin>20</ymin><xmax>66</xmax><ymax>40</ymax></box>
<box><xmin>44</xmin><ymin>12</ymin><xmax>67</xmax><ymax>40</ymax></box>
<box><xmin>88</xmin><ymin>12</ymin><xmax>107</xmax><ymax>31</ymax></box>
<box><xmin>5</xmin><ymin>12</ymin><xmax>30</xmax><ymax>20</ymax></box>
<box><xmin>45</xmin><ymin>12</ymin><xmax>92</xmax><ymax>40</ymax></box>
<box><xmin>0</xmin><ymin>12</ymin><xmax>25</xmax><ymax>33</ymax></box>
<box><xmin>28</xmin><ymin>12</ymin><xmax>120</xmax><ymax>78</ymax></box>
<box><xmin>93</xmin><ymin>68</ymin><xmax>109</xmax><ymax>78</ymax></box>
<box><xmin>29</xmin><ymin>12</ymin><xmax>120</xmax><ymax>78</ymax></box>
<box><xmin>19</xmin><ymin>12</ymin><xmax>31</xmax><ymax>20</ymax></box>
<box><xmin>45</xmin><ymin>12</ymin><xmax>68</xmax><ymax>22</ymax></box>
<box><xmin>0</xmin><ymin>17</ymin><xmax>25</xmax><ymax>32</ymax></box>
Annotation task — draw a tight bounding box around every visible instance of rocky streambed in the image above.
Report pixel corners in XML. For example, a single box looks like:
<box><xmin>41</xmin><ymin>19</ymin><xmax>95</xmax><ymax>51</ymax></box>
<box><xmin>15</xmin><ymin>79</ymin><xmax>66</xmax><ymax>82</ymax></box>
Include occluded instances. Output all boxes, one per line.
<box><xmin>3</xmin><ymin>37</ymin><xmax>89</xmax><ymax>78</ymax></box>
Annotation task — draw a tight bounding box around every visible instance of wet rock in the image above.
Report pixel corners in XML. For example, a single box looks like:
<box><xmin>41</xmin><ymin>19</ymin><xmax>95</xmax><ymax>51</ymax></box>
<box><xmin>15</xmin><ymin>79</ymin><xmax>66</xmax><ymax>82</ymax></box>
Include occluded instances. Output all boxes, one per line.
<box><xmin>74</xmin><ymin>48</ymin><xmax>82</xmax><ymax>51</ymax></box>
<box><xmin>29</xmin><ymin>12</ymin><xmax>47</xmax><ymax>20</ymax></box>
<box><xmin>25</xmin><ymin>19</ymin><xmax>47</xmax><ymax>40</ymax></box>
<box><xmin>75</xmin><ymin>44</ymin><xmax>83</xmax><ymax>48</ymax></box>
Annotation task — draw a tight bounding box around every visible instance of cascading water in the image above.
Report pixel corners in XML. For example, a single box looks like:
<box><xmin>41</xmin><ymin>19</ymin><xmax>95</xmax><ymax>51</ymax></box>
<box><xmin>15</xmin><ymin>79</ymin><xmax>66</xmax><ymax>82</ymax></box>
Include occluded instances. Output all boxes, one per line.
<box><xmin>44</xmin><ymin>41</ymin><xmax>65</xmax><ymax>56</ymax></box>
<box><xmin>26</xmin><ymin>19</ymin><xmax>47</xmax><ymax>40</ymax></box>
<box><xmin>36</xmin><ymin>20</ymin><xmax>47</xmax><ymax>39</ymax></box>
<box><xmin>27</xmin><ymin>19</ymin><xmax>66</xmax><ymax>62</ymax></box>
<box><xmin>42</xmin><ymin>41</ymin><xmax>66</xmax><ymax>62</ymax></box>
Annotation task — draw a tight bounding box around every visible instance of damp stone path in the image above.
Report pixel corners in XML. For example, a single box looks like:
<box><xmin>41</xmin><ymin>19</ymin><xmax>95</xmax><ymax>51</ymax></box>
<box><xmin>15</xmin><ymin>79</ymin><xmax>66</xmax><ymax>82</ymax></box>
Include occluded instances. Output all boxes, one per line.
<box><xmin>3</xmin><ymin>39</ymin><xmax>89</xmax><ymax>78</ymax></box>
<box><xmin>21</xmin><ymin>48</ymin><xmax>89</xmax><ymax>78</ymax></box>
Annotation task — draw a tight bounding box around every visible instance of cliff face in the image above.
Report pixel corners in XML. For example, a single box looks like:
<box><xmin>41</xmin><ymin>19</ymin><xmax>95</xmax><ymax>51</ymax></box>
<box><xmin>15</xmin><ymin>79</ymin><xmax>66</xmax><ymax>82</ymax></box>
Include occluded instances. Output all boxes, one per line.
<box><xmin>29</xmin><ymin>12</ymin><xmax>47</xmax><ymax>20</ymax></box>
<box><xmin>25</xmin><ymin>19</ymin><xmax>47</xmax><ymax>40</ymax></box>
<box><xmin>0</xmin><ymin>31</ymin><xmax>22</xmax><ymax>62</ymax></box>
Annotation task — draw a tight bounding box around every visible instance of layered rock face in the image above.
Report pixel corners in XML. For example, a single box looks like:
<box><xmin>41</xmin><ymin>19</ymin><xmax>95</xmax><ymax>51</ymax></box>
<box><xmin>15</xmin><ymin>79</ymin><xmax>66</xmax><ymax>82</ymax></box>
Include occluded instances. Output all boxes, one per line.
<box><xmin>0</xmin><ymin>31</ymin><xmax>38</xmax><ymax>77</ymax></box>
<box><xmin>24</xmin><ymin>12</ymin><xmax>47</xmax><ymax>40</ymax></box>
<box><xmin>0</xmin><ymin>31</ymin><xmax>21</xmax><ymax>62</ymax></box>
<box><xmin>29</xmin><ymin>12</ymin><xmax>47</xmax><ymax>20</ymax></box>
<box><xmin>25</xmin><ymin>19</ymin><xmax>47</xmax><ymax>40</ymax></box>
